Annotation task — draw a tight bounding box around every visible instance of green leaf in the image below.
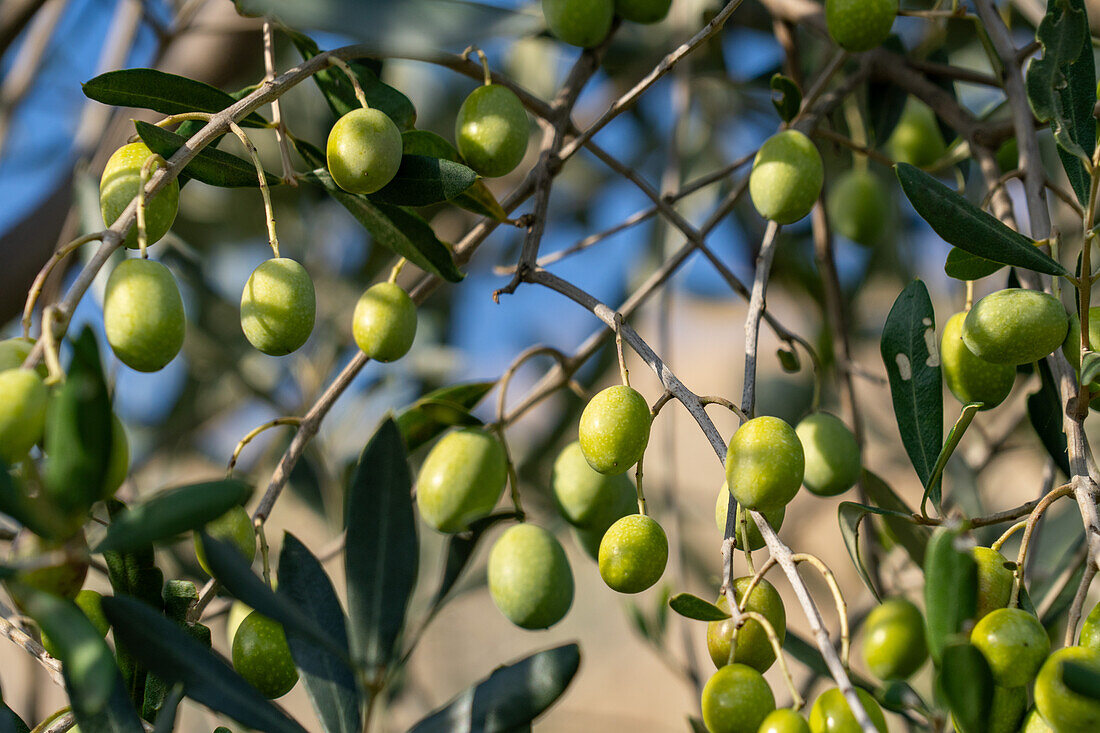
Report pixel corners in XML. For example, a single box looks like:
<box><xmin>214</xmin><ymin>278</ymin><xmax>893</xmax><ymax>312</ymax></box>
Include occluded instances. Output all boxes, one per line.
<box><xmin>366</xmin><ymin>156</ymin><xmax>477</xmax><ymax>207</ymax></box>
<box><xmin>923</xmin><ymin>527</ymin><xmax>978</xmax><ymax>663</ymax></box>
<box><xmin>402</xmin><ymin>131</ymin><xmax>508</xmax><ymax>220</ymax></box>
<box><xmin>895</xmin><ymin>164</ymin><xmax>1069</xmax><ymax>277</ymax></box>
<box><xmin>860</xmin><ymin>470</ymin><xmax>929</xmax><ymax>566</ymax></box>
<box><xmin>345</xmin><ymin>418</ymin><xmax>418</xmax><ymax>674</ymax></box>
<box><xmin>1081</xmin><ymin>351</ymin><xmax>1100</xmax><ymax>386</ymax></box>
<box><xmin>142</xmin><ymin>581</ymin><xmax>214</xmax><ymax>721</ymax></box>
<box><xmin>867</xmin><ymin>38</ymin><xmax>909</xmax><ymax>145</ymax></box>
<box><xmin>668</xmin><ymin>593</ymin><xmax>730</xmax><ymax>622</ymax></box>
<box><xmin>284</xmin><ymin>29</ymin><xmax>416</xmax><ymax>129</ymax></box>
<box><xmin>408</xmin><ymin>643</ymin><xmax>581</xmax><ymax>732</ymax></box>
<box><xmin>0</xmin><ymin>462</ymin><xmax>71</xmax><ymax>540</ymax></box>
<box><xmin>43</xmin><ymin>327</ymin><xmax>113</xmax><ymax>520</ymax></box>
<box><xmin>943</xmin><ymin>247</ymin><xmax>1004</xmax><ymax>281</ymax></box>
<box><xmin>1026</xmin><ymin>0</ymin><xmax>1096</xmax><ymax>204</ymax></box>
<box><xmin>152</xmin><ymin>685</ymin><xmax>184</xmax><ymax>733</ymax></box>
<box><xmin>1028</xmin><ymin>358</ymin><xmax>1071</xmax><ymax>477</ymax></box>
<box><xmin>94</xmin><ymin>478</ymin><xmax>252</xmax><ymax>553</ymax></box>
<box><xmin>82</xmin><ymin>69</ymin><xmax>267</xmax><ymax>127</ymax></box>
<box><xmin>430</xmin><ymin>512</ymin><xmax>517</xmax><ymax>614</ymax></box>
<box><xmin>940</xmin><ymin>642</ymin><xmax>994</xmax><ymax>733</ymax></box>
<box><xmin>838</xmin><ymin>502</ymin><xmax>915</xmax><ymax>599</ymax></box>
<box><xmin>135</xmin><ymin>121</ymin><xmax>280</xmax><ymax>188</ymax></box>
<box><xmin>1063</xmin><ymin>659</ymin><xmax>1100</xmax><ymax>698</ymax></box>
<box><xmin>880</xmin><ymin>279</ymin><xmax>943</xmax><ymax>489</ymax></box>
<box><xmin>922</xmin><ymin>402</ymin><xmax>981</xmax><ymax>514</ymax></box>
<box><xmin>71</xmin><ymin>683</ymin><xmax>146</xmax><ymax>733</ymax></box>
<box><xmin>278</xmin><ymin>534</ymin><xmax>361</xmax><ymax>733</ymax></box>
<box><xmin>770</xmin><ymin>74</ymin><xmax>801</xmax><ymax>123</ymax></box>
<box><xmin>101</xmin><ymin>595</ymin><xmax>308</xmax><ymax>733</ymax></box>
<box><xmin>396</xmin><ymin>382</ymin><xmax>496</xmax><ymax>451</ymax></box>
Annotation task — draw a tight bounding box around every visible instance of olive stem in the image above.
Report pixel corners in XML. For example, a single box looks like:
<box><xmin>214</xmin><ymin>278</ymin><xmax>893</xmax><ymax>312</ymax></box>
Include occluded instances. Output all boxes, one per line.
<box><xmin>841</xmin><ymin>99</ymin><xmax>869</xmax><ymax>173</ymax></box>
<box><xmin>263</xmin><ymin>21</ymin><xmax>297</xmax><ymax>187</ymax></box>
<box><xmin>255</xmin><ymin>517</ymin><xmax>272</xmax><ymax>587</ymax></box>
<box><xmin>1010</xmin><ymin>482</ymin><xmax>1073</xmax><ymax>607</ymax></box>
<box><xmin>329</xmin><ymin>57</ymin><xmax>370</xmax><ymax>109</ymax></box>
<box><xmin>40</xmin><ymin>306</ymin><xmax>64</xmax><ymax>385</ymax></box>
<box><xmin>494</xmin><ymin>345</ymin><xmax>570</xmax><ymax>428</ymax></box>
<box><xmin>615</xmin><ymin>312</ymin><xmax>630</xmax><ymax>387</ymax></box>
<box><xmin>28</xmin><ymin>708</ymin><xmax>72</xmax><ymax>733</ymax></box>
<box><xmin>462</xmin><ymin>45</ymin><xmax>492</xmax><ymax>87</ymax></box>
<box><xmin>740</xmin><ymin>610</ymin><xmax>804</xmax><ymax>709</ymax></box>
<box><xmin>1065</xmin><ymin>561</ymin><xmax>1098</xmax><ymax>647</ymax></box>
<box><xmin>226</xmin><ymin>416</ymin><xmax>303</xmax><ymax>477</ymax></box>
<box><xmin>964</xmin><ymin>280</ymin><xmax>974</xmax><ymax>311</ymax></box>
<box><xmin>634</xmin><ymin>451</ymin><xmax>648</xmax><ymax>516</ymax></box>
<box><xmin>737</xmin><ymin>507</ymin><xmax>755</xmax><ymax>574</ymax></box>
<box><xmin>227</xmin><ymin>120</ymin><xmax>280</xmax><ymax>258</ymax></box>
<box><xmin>791</xmin><ymin>552</ymin><xmax>851</xmax><ymax>669</ymax></box>
<box><xmin>388</xmin><ymin>258</ymin><xmax>407</xmax><ymax>283</ymax></box>
<box><xmin>494</xmin><ymin>424</ymin><xmax>525</xmax><ymax>520</ymax></box>
<box><xmin>136</xmin><ymin>153</ymin><xmax>168</xmax><ymax>259</ymax></box>
<box><xmin>21</xmin><ymin>231</ymin><xmax>104</xmax><ymax>339</ymax></box>
<box><xmin>990</xmin><ymin>519</ymin><xmax>1027</xmax><ymax>552</ymax></box>
<box><xmin>699</xmin><ymin>395</ymin><xmax>750</xmax><ymax>422</ymax></box>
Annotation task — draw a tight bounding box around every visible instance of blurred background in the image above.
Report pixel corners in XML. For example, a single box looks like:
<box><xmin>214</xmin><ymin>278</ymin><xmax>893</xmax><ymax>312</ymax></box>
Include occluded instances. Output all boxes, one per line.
<box><xmin>0</xmin><ymin>0</ymin><xmax>1095</xmax><ymax>730</ymax></box>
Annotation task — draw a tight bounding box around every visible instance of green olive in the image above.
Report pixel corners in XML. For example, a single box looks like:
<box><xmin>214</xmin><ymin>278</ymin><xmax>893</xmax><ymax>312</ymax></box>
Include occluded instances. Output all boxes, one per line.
<box><xmin>103</xmin><ymin>258</ymin><xmax>185</xmax><ymax>373</ymax></box>
<box><xmin>952</xmin><ymin>686</ymin><xmax>1026</xmax><ymax>733</ymax></box>
<box><xmin>795</xmin><ymin>412</ymin><xmax>861</xmax><ymax>497</ymax></box>
<box><xmin>571</xmin><ymin>475</ymin><xmax>637</xmax><ymax>561</ymax></box>
<box><xmin>0</xmin><ymin>368</ymin><xmax>48</xmax><ymax>464</ymax></box>
<box><xmin>598</xmin><ymin>513</ymin><xmax>667</xmax><ymax>593</ymax></box>
<box><xmin>700</xmin><ymin>664</ymin><xmax>776</xmax><ymax>733</ymax></box>
<box><xmin>352</xmin><ymin>282</ymin><xmax>417</xmax><ymax>362</ymax></box>
<box><xmin>970</xmin><ymin>607</ymin><xmax>1049</xmax><ymax>688</ymax></box>
<box><xmin>941</xmin><ymin>311</ymin><xmax>1015</xmax><ymax>410</ymax></box>
<box><xmin>578</xmin><ymin>385</ymin><xmax>651</xmax><ymax>475</ymax></box>
<box><xmin>886</xmin><ymin>99</ymin><xmax>947</xmax><ymax>168</ymax></box>
<box><xmin>1019</xmin><ymin>707</ymin><xmax>1054</xmax><ymax>733</ymax></box>
<box><xmin>455</xmin><ymin>85</ymin><xmax>529</xmax><ymax>177</ymax></box>
<box><xmin>962</xmin><ymin>289</ymin><xmax>1068</xmax><ymax>365</ymax></box>
<box><xmin>713</xmin><ymin>484</ymin><xmax>784</xmax><ymax>551</ymax></box>
<box><xmin>725</xmin><ymin>416</ymin><xmax>804</xmax><ymax>511</ymax></box>
<box><xmin>808</xmin><ymin>688</ymin><xmax>888</xmax><ymax>733</ymax></box>
<box><xmin>232</xmin><ymin>611</ymin><xmax>298</xmax><ymax>699</ymax></box>
<box><xmin>416</xmin><ymin>428</ymin><xmax>507</xmax><ymax>533</ymax></box>
<box><xmin>41</xmin><ymin>589</ymin><xmax>109</xmax><ymax>658</ymax></box>
<box><xmin>615</xmin><ymin>0</ymin><xmax>672</xmax><ymax>24</ymax></box>
<box><xmin>193</xmin><ymin>505</ymin><xmax>257</xmax><ymax>576</ymax></box>
<box><xmin>553</xmin><ymin>440</ymin><xmax>635</xmax><ymax>529</ymax></box>
<box><xmin>973</xmin><ymin>546</ymin><xmax>1013</xmax><ymax>621</ymax></box>
<box><xmin>240</xmin><ymin>258</ymin><xmax>316</xmax><ymax>356</ymax></box>
<box><xmin>758</xmin><ymin>709</ymin><xmax>811</xmax><ymax>733</ymax></box>
<box><xmin>326</xmin><ymin>107</ymin><xmax>404</xmax><ymax>194</ymax></box>
<box><xmin>1079</xmin><ymin>598</ymin><xmax>1100</xmax><ymax>651</ymax></box>
<box><xmin>1034</xmin><ymin>646</ymin><xmax>1100</xmax><ymax>732</ymax></box>
<box><xmin>825</xmin><ymin>169</ymin><xmax>890</xmax><ymax>246</ymax></box>
<box><xmin>0</xmin><ymin>338</ymin><xmax>45</xmax><ymax>376</ymax></box>
<box><xmin>542</xmin><ymin>0</ymin><xmax>614</xmax><ymax>47</ymax></box>
<box><xmin>825</xmin><ymin>0</ymin><xmax>896</xmax><ymax>52</ymax></box>
<box><xmin>859</xmin><ymin>597</ymin><xmax>928</xmax><ymax>680</ymax></box>
<box><xmin>706</xmin><ymin>578</ymin><xmax>786</xmax><ymax>672</ymax></box>
<box><xmin>6</xmin><ymin>531</ymin><xmax>89</xmax><ymax>610</ymax></box>
<box><xmin>100</xmin><ymin>142</ymin><xmax>180</xmax><ymax>249</ymax></box>
<box><xmin>749</xmin><ymin>130</ymin><xmax>823</xmax><ymax>224</ymax></box>
<box><xmin>995</xmin><ymin>138</ymin><xmax>1019</xmax><ymax>174</ymax></box>
<box><xmin>1062</xmin><ymin>308</ymin><xmax>1100</xmax><ymax>391</ymax></box>
<box><xmin>487</xmin><ymin>524</ymin><xmax>573</xmax><ymax>629</ymax></box>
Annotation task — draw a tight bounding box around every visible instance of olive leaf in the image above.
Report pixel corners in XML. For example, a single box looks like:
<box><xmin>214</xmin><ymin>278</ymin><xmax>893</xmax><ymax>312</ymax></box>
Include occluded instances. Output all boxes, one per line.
<box><xmin>940</xmin><ymin>642</ymin><xmax>994</xmax><ymax>733</ymax></box>
<box><xmin>82</xmin><ymin>69</ymin><xmax>267</xmax><ymax>127</ymax></box>
<box><xmin>135</xmin><ymin>122</ymin><xmax>280</xmax><ymax>188</ymax></box>
<box><xmin>943</xmin><ymin>247</ymin><xmax>1003</xmax><ymax>281</ymax></box>
<box><xmin>924</xmin><ymin>527</ymin><xmax>978</xmax><ymax>663</ymax></box>
<box><xmin>396</xmin><ymin>381</ymin><xmax>496</xmax><ymax>451</ymax></box>
<box><xmin>770</xmin><ymin>74</ymin><xmax>801</xmax><ymax>123</ymax></box>
<box><xmin>668</xmin><ymin>593</ymin><xmax>730</xmax><ymax>622</ymax></box>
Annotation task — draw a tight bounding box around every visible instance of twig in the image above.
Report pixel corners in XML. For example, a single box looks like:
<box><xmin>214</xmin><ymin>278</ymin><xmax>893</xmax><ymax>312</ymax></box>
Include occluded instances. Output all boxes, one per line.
<box><xmin>262</xmin><ymin>21</ymin><xmax>297</xmax><ymax>186</ymax></box>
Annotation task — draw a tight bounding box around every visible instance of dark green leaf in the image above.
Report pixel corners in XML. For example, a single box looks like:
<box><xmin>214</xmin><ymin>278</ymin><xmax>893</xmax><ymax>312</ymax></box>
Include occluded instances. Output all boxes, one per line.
<box><xmin>922</xmin><ymin>402</ymin><xmax>981</xmax><ymax>513</ymax></box>
<box><xmin>408</xmin><ymin>643</ymin><xmax>581</xmax><ymax>733</ymax></box>
<box><xmin>880</xmin><ymin>279</ymin><xmax>943</xmax><ymax>489</ymax></box>
<box><xmin>838</xmin><ymin>502</ymin><xmax>914</xmax><ymax>599</ymax></box>
<box><xmin>924</xmin><ymin>527</ymin><xmax>978</xmax><ymax>663</ymax></box>
<box><xmin>71</xmin><ymin>683</ymin><xmax>146</xmax><ymax>733</ymax></box>
<box><xmin>284</xmin><ymin>30</ymin><xmax>416</xmax><ymax>129</ymax></box>
<box><xmin>82</xmin><ymin>69</ymin><xmax>266</xmax><ymax>127</ymax></box>
<box><xmin>94</xmin><ymin>478</ymin><xmax>252</xmax><ymax>553</ymax></box>
<box><xmin>940</xmin><ymin>642</ymin><xmax>994</xmax><ymax>733</ymax></box>
<box><xmin>401</xmin><ymin>131</ymin><xmax>507</xmax><ymax>220</ymax></box>
<box><xmin>101</xmin><ymin>596</ymin><xmax>308</xmax><ymax>733</ymax></box>
<box><xmin>1028</xmin><ymin>358</ymin><xmax>1071</xmax><ymax>477</ymax></box>
<box><xmin>867</xmin><ymin>37</ymin><xmax>909</xmax><ymax>145</ymax></box>
<box><xmin>431</xmin><ymin>512</ymin><xmax>516</xmax><ymax>613</ymax></box>
<box><xmin>152</xmin><ymin>685</ymin><xmax>184</xmax><ymax>733</ymax></box>
<box><xmin>895</xmin><ymin>164</ymin><xmax>1069</xmax><ymax>277</ymax></box>
<box><xmin>1063</xmin><ymin>659</ymin><xmax>1100</xmax><ymax>698</ymax></box>
<box><xmin>770</xmin><ymin>74</ymin><xmax>801</xmax><ymax>123</ymax></box>
<box><xmin>142</xmin><ymin>582</ymin><xmax>212</xmax><ymax>721</ymax></box>
<box><xmin>944</xmin><ymin>247</ymin><xmax>1004</xmax><ymax>281</ymax></box>
<box><xmin>668</xmin><ymin>593</ymin><xmax>730</xmax><ymax>622</ymax></box>
<box><xmin>0</xmin><ymin>462</ymin><xmax>71</xmax><ymax>540</ymax></box>
<box><xmin>688</xmin><ymin>718</ymin><xmax>708</xmax><ymax>733</ymax></box>
<box><xmin>860</xmin><ymin>470</ymin><xmax>929</xmax><ymax>566</ymax></box>
<box><xmin>1081</xmin><ymin>351</ymin><xmax>1100</xmax><ymax>386</ymax></box>
<box><xmin>278</xmin><ymin>534</ymin><xmax>361</xmax><ymax>733</ymax></box>
<box><xmin>345</xmin><ymin>418</ymin><xmax>418</xmax><ymax>674</ymax></box>
<box><xmin>776</xmin><ymin>347</ymin><xmax>800</xmax><ymax>373</ymax></box>
<box><xmin>135</xmin><ymin>122</ymin><xmax>280</xmax><ymax>188</ymax></box>
<box><xmin>396</xmin><ymin>381</ymin><xmax>496</xmax><ymax>451</ymax></box>
<box><xmin>366</xmin><ymin>156</ymin><xmax>477</xmax><ymax>206</ymax></box>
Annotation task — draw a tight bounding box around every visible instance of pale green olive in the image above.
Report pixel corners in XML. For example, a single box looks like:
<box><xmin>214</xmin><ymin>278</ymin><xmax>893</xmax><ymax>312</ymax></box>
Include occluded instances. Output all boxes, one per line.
<box><xmin>796</xmin><ymin>412</ymin><xmax>860</xmax><ymax>497</ymax></box>
<box><xmin>240</xmin><ymin>258</ymin><xmax>316</xmax><ymax>356</ymax></box>
<box><xmin>706</xmin><ymin>578</ymin><xmax>786</xmax><ymax>673</ymax></box>
<box><xmin>700</xmin><ymin>664</ymin><xmax>776</xmax><ymax>733</ymax></box>
<box><xmin>578</xmin><ymin>385</ymin><xmax>651</xmax><ymax>475</ymax></box>
<box><xmin>749</xmin><ymin>130</ymin><xmax>823</xmax><ymax>224</ymax></box>
<box><xmin>455</xmin><ymin>85</ymin><xmax>529</xmax><ymax>177</ymax></box>
<box><xmin>825</xmin><ymin>0</ymin><xmax>897</xmax><ymax>52</ymax></box>
<box><xmin>598</xmin><ymin>513</ymin><xmax>667</xmax><ymax>593</ymax></box>
<box><xmin>941</xmin><ymin>311</ymin><xmax>1015</xmax><ymax>410</ymax></box>
<box><xmin>100</xmin><ymin>142</ymin><xmax>179</xmax><ymax>248</ymax></box>
<box><xmin>725</xmin><ymin>416</ymin><xmax>804</xmax><ymax>510</ymax></box>
<box><xmin>326</xmin><ymin>108</ymin><xmax>403</xmax><ymax>194</ymax></box>
<box><xmin>962</xmin><ymin>289</ymin><xmax>1068</xmax><ymax>365</ymax></box>
<box><xmin>542</xmin><ymin>0</ymin><xmax>613</xmax><ymax>47</ymax></box>
<box><xmin>416</xmin><ymin>428</ymin><xmax>507</xmax><ymax>533</ymax></box>
<box><xmin>488</xmin><ymin>524</ymin><xmax>573</xmax><ymax>629</ymax></box>
<box><xmin>352</xmin><ymin>282</ymin><xmax>417</xmax><ymax>362</ymax></box>
<box><xmin>0</xmin><ymin>368</ymin><xmax>48</xmax><ymax>464</ymax></box>
<box><xmin>103</xmin><ymin>258</ymin><xmax>185</xmax><ymax>372</ymax></box>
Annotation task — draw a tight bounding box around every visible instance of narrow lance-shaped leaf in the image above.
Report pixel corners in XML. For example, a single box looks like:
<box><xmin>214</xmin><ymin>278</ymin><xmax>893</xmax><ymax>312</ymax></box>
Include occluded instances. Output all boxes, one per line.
<box><xmin>940</xmin><ymin>642</ymin><xmax>994</xmax><ymax>733</ymax></box>
<box><xmin>943</xmin><ymin>247</ymin><xmax>1003</xmax><ymax>281</ymax></box>
<box><xmin>402</xmin><ymin>130</ymin><xmax>507</xmax><ymax>220</ymax></box>
<box><xmin>895</xmin><ymin>164</ymin><xmax>1069</xmax><ymax>277</ymax></box>
<box><xmin>668</xmin><ymin>593</ymin><xmax>731</xmax><ymax>622</ymax></box>
<box><xmin>838</xmin><ymin>502</ymin><xmax>915</xmax><ymax>600</ymax></box>
<box><xmin>82</xmin><ymin>69</ymin><xmax>267</xmax><ymax>127</ymax></box>
<box><xmin>430</xmin><ymin>512</ymin><xmax>516</xmax><ymax>614</ymax></box>
<box><xmin>396</xmin><ymin>381</ymin><xmax>496</xmax><ymax>451</ymax></box>
<box><xmin>922</xmin><ymin>403</ymin><xmax>981</xmax><ymax>514</ymax></box>
<box><xmin>136</xmin><ymin>122</ymin><xmax>280</xmax><ymax>188</ymax></box>
<box><xmin>365</xmin><ymin>155</ymin><xmax>478</xmax><ymax>207</ymax></box>
<box><xmin>924</xmin><ymin>527</ymin><xmax>978</xmax><ymax>663</ymax></box>
<box><xmin>1029</xmin><ymin>358</ymin><xmax>1071</xmax><ymax>477</ymax></box>
<box><xmin>860</xmin><ymin>469</ymin><xmax>930</xmax><ymax>566</ymax></box>
<box><xmin>880</xmin><ymin>279</ymin><xmax>943</xmax><ymax>490</ymax></box>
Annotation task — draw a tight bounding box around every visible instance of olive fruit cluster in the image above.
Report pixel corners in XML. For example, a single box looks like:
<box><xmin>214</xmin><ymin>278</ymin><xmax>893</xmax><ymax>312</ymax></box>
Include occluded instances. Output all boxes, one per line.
<box><xmin>542</xmin><ymin>0</ymin><xmax>673</xmax><ymax>49</ymax></box>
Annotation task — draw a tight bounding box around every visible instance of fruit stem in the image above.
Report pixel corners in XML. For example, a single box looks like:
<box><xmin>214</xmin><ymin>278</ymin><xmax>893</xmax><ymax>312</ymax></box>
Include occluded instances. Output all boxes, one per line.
<box><xmin>493</xmin><ymin>424</ymin><xmax>525</xmax><ymax>520</ymax></box>
<box><xmin>990</xmin><ymin>519</ymin><xmax>1026</xmax><ymax>553</ymax></box>
<box><xmin>741</xmin><ymin>610</ymin><xmax>804</xmax><ymax>709</ymax></box>
<box><xmin>791</xmin><ymin>552</ymin><xmax>851</xmax><ymax>668</ymax></box>
<box><xmin>227</xmin><ymin>416</ymin><xmax>303</xmax><ymax>477</ymax></box>
<box><xmin>1010</xmin><ymin>482</ymin><xmax>1073</xmax><ymax>607</ymax></box>
<box><xmin>329</xmin><ymin>57</ymin><xmax>370</xmax><ymax>109</ymax></box>
<box><xmin>22</xmin><ymin>232</ymin><xmax>104</xmax><ymax>339</ymax></box>
<box><xmin>615</xmin><ymin>312</ymin><xmax>630</xmax><ymax>387</ymax></box>
<box><xmin>40</xmin><ymin>306</ymin><xmax>64</xmax><ymax>385</ymax></box>
<box><xmin>494</xmin><ymin>345</ymin><xmax>570</xmax><ymax>429</ymax></box>
<box><xmin>634</xmin><ymin>451</ymin><xmax>648</xmax><ymax>516</ymax></box>
<box><xmin>737</xmin><ymin>508</ymin><xmax>755</xmax><ymax>574</ymax></box>
<box><xmin>964</xmin><ymin>280</ymin><xmax>974</xmax><ymax>311</ymax></box>
<box><xmin>255</xmin><ymin>516</ymin><xmax>272</xmax><ymax>587</ymax></box>
<box><xmin>137</xmin><ymin>153</ymin><xmax>169</xmax><ymax>259</ymax></box>
<box><xmin>388</xmin><ymin>258</ymin><xmax>407</xmax><ymax>283</ymax></box>
<box><xmin>842</xmin><ymin>100</ymin><xmax>869</xmax><ymax>173</ymax></box>
<box><xmin>462</xmin><ymin>45</ymin><xmax>492</xmax><ymax>87</ymax></box>
<box><xmin>227</xmin><ymin>121</ymin><xmax>280</xmax><ymax>258</ymax></box>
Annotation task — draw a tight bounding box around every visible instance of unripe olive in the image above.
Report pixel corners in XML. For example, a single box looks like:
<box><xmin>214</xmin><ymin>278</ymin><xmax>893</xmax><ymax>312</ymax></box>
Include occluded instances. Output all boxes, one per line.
<box><xmin>1079</xmin><ymin>598</ymin><xmax>1100</xmax><ymax>651</ymax></box>
<box><xmin>615</xmin><ymin>0</ymin><xmax>672</xmax><ymax>24</ymax></box>
<box><xmin>1020</xmin><ymin>707</ymin><xmax>1054</xmax><ymax>733</ymax></box>
<box><xmin>571</xmin><ymin>475</ymin><xmax>636</xmax><ymax>561</ymax></box>
<box><xmin>193</xmin><ymin>505</ymin><xmax>257</xmax><ymax>576</ymax></box>
<box><xmin>941</xmin><ymin>312</ymin><xmax>1015</xmax><ymax>410</ymax></box>
<box><xmin>808</xmin><ymin>688</ymin><xmax>888</xmax><ymax>733</ymax></box>
<box><xmin>578</xmin><ymin>385</ymin><xmax>651</xmax><ymax>475</ymax></box>
<box><xmin>796</xmin><ymin>412</ymin><xmax>860</xmax><ymax>497</ymax></box>
<box><xmin>232</xmin><ymin>611</ymin><xmax>298</xmax><ymax>699</ymax></box>
<box><xmin>1034</xmin><ymin>646</ymin><xmax>1100</xmax><ymax>732</ymax></box>
<box><xmin>416</xmin><ymin>428</ymin><xmax>507</xmax><ymax>533</ymax></box>
<box><xmin>758</xmin><ymin>709</ymin><xmax>811</xmax><ymax>733</ymax></box>
<box><xmin>0</xmin><ymin>338</ymin><xmax>44</xmax><ymax>375</ymax></box>
<box><xmin>963</xmin><ymin>289</ymin><xmax>1068</xmax><ymax>365</ymax></box>
<box><xmin>749</xmin><ymin>130</ymin><xmax>823</xmax><ymax>224</ymax></box>
<box><xmin>970</xmin><ymin>607</ymin><xmax>1049</xmax><ymax>688</ymax></box>
<box><xmin>973</xmin><ymin>546</ymin><xmax>1013</xmax><ymax>621</ymax></box>
<box><xmin>488</xmin><ymin>524</ymin><xmax>574</xmax><ymax>629</ymax></box>
<box><xmin>1062</xmin><ymin>308</ymin><xmax>1100</xmax><ymax>390</ymax></box>
<box><xmin>725</xmin><ymin>416</ymin><xmax>804</xmax><ymax>511</ymax></box>
<box><xmin>706</xmin><ymin>578</ymin><xmax>786</xmax><ymax>672</ymax></box>
<box><xmin>700</xmin><ymin>664</ymin><xmax>776</xmax><ymax>733</ymax></box>
<box><xmin>352</xmin><ymin>282</ymin><xmax>417</xmax><ymax>362</ymax></box>
<box><xmin>859</xmin><ymin>597</ymin><xmax>928</xmax><ymax>680</ymax></box>
<box><xmin>996</xmin><ymin>138</ymin><xmax>1019</xmax><ymax>174</ymax></box>
<box><xmin>226</xmin><ymin>600</ymin><xmax>253</xmax><ymax>647</ymax></box>
<box><xmin>0</xmin><ymin>368</ymin><xmax>48</xmax><ymax>464</ymax></box>
<box><xmin>553</xmin><ymin>440</ymin><xmax>635</xmax><ymax>529</ymax></box>
<box><xmin>713</xmin><ymin>484</ymin><xmax>784</xmax><ymax>551</ymax></box>
<box><xmin>825</xmin><ymin>169</ymin><xmax>889</xmax><ymax>246</ymax></box>
<box><xmin>542</xmin><ymin>0</ymin><xmax>613</xmax><ymax>47</ymax></box>
<box><xmin>886</xmin><ymin>99</ymin><xmax>947</xmax><ymax>168</ymax></box>
<box><xmin>103</xmin><ymin>258</ymin><xmax>185</xmax><ymax>372</ymax></box>
<box><xmin>7</xmin><ymin>531</ymin><xmax>89</xmax><ymax>608</ymax></box>
<box><xmin>100</xmin><ymin>142</ymin><xmax>180</xmax><ymax>249</ymax></box>
<box><xmin>41</xmin><ymin>589</ymin><xmax>108</xmax><ymax>658</ymax></box>
<box><xmin>455</xmin><ymin>85</ymin><xmax>529</xmax><ymax>178</ymax></box>
<box><xmin>598</xmin><ymin>513</ymin><xmax>667</xmax><ymax>593</ymax></box>
<box><xmin>326</xmin><ymin>107</ymin><xmax>403</xmax><ymax>194</ymax></box>
<box><xmin>825</xmin><ymin>0</ymin><xmax>897</xmax><ymax>52</ymax></box>
<box><xmin>240</xmin><ymin>258</ymin><xmax>316</xmax><ymax>356</ymax></box>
